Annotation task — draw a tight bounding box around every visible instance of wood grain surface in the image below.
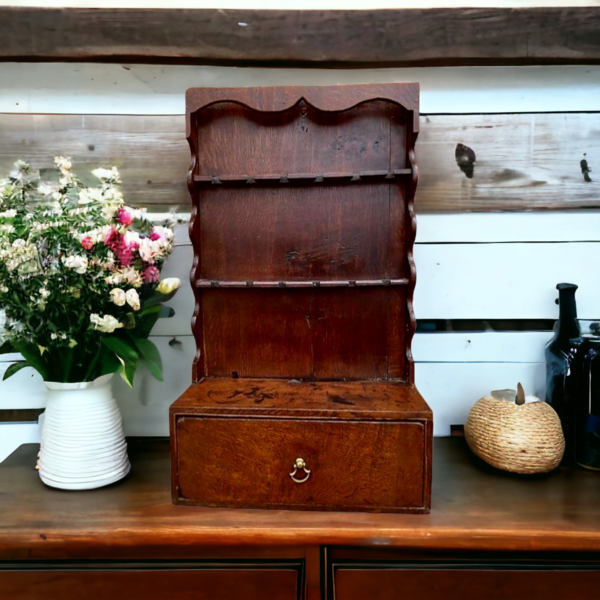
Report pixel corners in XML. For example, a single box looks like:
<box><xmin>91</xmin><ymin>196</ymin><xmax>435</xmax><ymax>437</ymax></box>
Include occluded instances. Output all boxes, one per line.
<box><xmin>2</xmin><ymin>438</ymin><xmax>600</xmax><ymax>560</ymax></box>
<box><xmin>1</xmin><ymin>112</ymin><xmax>597</xmax><ymax>212</ymax></box>
<box><xmin>1</xmin><ymin>7</ymin><xmax>600</xmax><ymax>67</ymax></box>
<box><xmin>334</xmin><ymin>567</ymin><xmax>600</xmax><ymax>600</ymax></box>
<box><xmin>0</xmin><ymin>567</ymin><xmax>300</xmax><ymax>600</ymax></box>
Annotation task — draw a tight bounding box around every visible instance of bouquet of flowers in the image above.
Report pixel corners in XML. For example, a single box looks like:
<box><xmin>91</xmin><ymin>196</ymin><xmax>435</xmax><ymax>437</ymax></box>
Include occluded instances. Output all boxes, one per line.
<box><xmin>0</xmin><ymin>157</ymin><xmax>180</xmax><ymax>385</ymax></box>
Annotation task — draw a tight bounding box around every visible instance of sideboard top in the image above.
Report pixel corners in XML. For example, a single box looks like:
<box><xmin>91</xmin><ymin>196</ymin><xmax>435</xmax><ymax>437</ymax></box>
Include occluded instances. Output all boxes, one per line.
<box><xmin>1</xmin><ymin>438</ymin><xmax>600</xmax><ymax>560</ymax></box>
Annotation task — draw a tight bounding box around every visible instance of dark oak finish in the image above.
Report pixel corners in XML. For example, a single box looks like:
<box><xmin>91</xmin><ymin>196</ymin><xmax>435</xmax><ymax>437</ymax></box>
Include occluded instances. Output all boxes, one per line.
<box><xmin>3</xmin><ymin>439</ymin><xmax>600</xmax><ymax>599</ymax></box>
<box><xmin>171</xmin><ymin>379</ymin><xmax>432</xmax><ymax>512</ymax></box>
<box><xmin>0</xmin><ymin>566</ymin><xmax>300</xmax><ymax>600</ymax></box>
<box><xmin>173</xmin><ymin>83</ymin><xmax>430</xmax><ymax>513</ymax></box>
<box><xmin>333</xmin><ymin>566</ymin><xmax>600</xmax><ymax>600</ymax></box>
<box><xmin>1</xmin><ymin>7</ymin><xmax>600</xmax><ymax>67</ymax></box>
<box><xmin>2</xmin><ymin>438</ymin><xmax>600</xmax><ymax>558</ymax></box>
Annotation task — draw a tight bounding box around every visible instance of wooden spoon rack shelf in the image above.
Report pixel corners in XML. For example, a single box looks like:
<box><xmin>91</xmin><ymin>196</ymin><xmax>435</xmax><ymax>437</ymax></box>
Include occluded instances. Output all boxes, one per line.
<box><xmin>171</xmin><ymin>84</ymin><xmax>432</xmax><ymax>513</ymax></box>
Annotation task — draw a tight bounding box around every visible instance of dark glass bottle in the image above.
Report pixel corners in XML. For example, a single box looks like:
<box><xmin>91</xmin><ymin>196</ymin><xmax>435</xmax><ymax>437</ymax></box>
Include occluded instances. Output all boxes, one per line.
<box><xmin>575</xmin><ymin>335</ymin><xmax>600</xmax><ymax>470</ymax></box>
<box><xmin>545</xmin><ymin>283</ymin><xmax>584</xmax><ymax>466</ymax></box>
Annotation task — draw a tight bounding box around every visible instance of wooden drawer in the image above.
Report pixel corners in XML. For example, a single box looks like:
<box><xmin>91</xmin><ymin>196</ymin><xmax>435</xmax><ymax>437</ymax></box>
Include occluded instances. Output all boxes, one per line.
<box><xmin>333</xmin><ymin>566</ymin><xmax>600</xmax><ymax>600</ymax></box>
<box><xmin>174</xmin><ymin>416</ymin><xmax>427</xmax><ymax>512</ymax></box>
<box><xmin>0</xmin><ymin>562</ymin><xmax>301</xmax><ymax>600</ymax></box>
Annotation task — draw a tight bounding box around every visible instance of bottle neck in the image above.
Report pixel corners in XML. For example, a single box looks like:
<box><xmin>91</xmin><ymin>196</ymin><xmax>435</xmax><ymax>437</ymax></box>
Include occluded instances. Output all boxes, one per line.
<box><xmin>556</xmin><ymin>288</ymin><xmax>580</xmax><ymax>343</ymax></box>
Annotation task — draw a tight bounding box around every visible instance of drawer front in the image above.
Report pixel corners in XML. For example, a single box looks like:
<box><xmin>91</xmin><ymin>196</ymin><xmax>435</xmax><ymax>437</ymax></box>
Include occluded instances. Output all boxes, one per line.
<box><xmin>174</xmin><ymin>416</ymin><xmax>426</xmax><ymax>511</ymax></box>
<box><xmin>334</xmin><ymin>567</ymin><xmax>600</xmax><ymax>600</ymax></box>
<box><xmin>0</xmin><ymin>567</ymin><xmax>299</xmax><ymax>600</ymax></box>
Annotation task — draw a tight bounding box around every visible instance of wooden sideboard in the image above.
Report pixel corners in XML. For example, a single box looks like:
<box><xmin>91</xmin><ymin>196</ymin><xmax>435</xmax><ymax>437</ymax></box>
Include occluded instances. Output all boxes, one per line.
<box><xmin>1</xmin><ymin>437</ymin><xmax>600</xmax><ymax>599</ymax></box>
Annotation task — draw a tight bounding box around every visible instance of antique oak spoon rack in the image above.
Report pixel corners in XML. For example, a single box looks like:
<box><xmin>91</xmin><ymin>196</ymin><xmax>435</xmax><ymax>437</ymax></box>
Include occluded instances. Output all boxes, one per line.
<box><xmin>170</xmin><ymin>84</ymin><xmax>433</xmax><ymax>513</ymax></box>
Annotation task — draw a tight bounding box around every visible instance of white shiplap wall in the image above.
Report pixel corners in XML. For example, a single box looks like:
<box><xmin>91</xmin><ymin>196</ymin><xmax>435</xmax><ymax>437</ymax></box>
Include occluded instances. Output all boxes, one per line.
<box><xmin>1</xmin><ymin>63</ymin><xmax>600</xmax><ymax>461</ymax></box>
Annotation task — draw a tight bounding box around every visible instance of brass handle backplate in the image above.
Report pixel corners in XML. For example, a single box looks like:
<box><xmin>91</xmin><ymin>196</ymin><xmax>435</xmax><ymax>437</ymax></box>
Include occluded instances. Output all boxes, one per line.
<box><xmin>289</xmin><ymin>457</ymin><xmax>311</xmax><ymax>484</ymax></box>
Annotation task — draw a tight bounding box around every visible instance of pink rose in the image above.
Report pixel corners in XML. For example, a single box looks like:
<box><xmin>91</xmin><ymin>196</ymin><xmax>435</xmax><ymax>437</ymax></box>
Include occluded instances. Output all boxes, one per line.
<box><xmin>117</xmin><ymin>207</ymin><xmax>135</xmax><ymax>227</ymax></box>
<box><xmin>116</xmin><ymin>244</ymin><xmax>134</xmax><ymax>267</ymax></box>
<box><xmin>104</xmin><ymin>228</ymin><xmax>120</xmax><ymax>246</ymax></box>
<box><xmin>104</xmin><ymin>228</ymin><xmax>134</xmax><ymax>267</ymax></box>
<box><xmin>149</xmin><ymin>230</ymin><xmax>161</xmax><ymax>241</ymax></box>
<box><xmin>80</xmin><ymin>236</ymin><xmax>94</xmax><ymax>250</ymax></box>
<box><xmin>143</xmin><ymin>266</ymin><xmax>160</xmax><ymax>282</ymax></box>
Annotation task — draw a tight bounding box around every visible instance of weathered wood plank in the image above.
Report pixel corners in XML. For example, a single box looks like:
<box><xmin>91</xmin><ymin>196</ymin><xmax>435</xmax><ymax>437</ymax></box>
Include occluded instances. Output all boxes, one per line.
<box><xmin>1</xmin><ymin>112</ymin><xmax>599</xmax><ymax>212</ymax></box>
<box><xmin>0</xmin><ymin>114</ymin><xmax>189</xmax><ymax>209</ymax></box>
<box><xmin>1</xmin><ymin>7</ymin><xmax>600</xmax><ymax>66</ymax></box>
<box><xmin>418</xmin><ymin>113</ymin><xmax>600</xmax><ymax>212</ymax></box>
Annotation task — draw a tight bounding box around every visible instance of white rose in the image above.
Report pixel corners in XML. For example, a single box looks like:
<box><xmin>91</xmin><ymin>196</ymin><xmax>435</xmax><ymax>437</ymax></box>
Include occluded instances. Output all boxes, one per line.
<box><xmin>54</xmin><ymin>156</ymin><xmax>72</xmax><ymax>172</ymax></box>
<box><xmin>62</xmin><ymin>255</ymin><xmax>88</xmax><ymax>275</ymax></box>
<box><xmin>125</xmin><ymin>288</ymin><xmax>140</xmax><ymax>311</ymax></box>
<box><xmin>90</xmin><ymin>313</ymin><xmax>123</xmax><ymax>333</ymax></box>
<box><xmin>125</xmin><ymin>231</ymin><xmax>141</xmax><ymax>246</ymax></box>
<box><xmin>157</xmin><ymin>278</ymin><xmax>181</xmax><ymax>295</ymax></box>
<box><xmin>110</xmin><ymin>288</ymin><xmax>126</xmax><ymax>306</ymax></box>
<box><xmin>78</xmin><ymin>187</ymin><xmax>104</xmax><ymax>205</ymax></box>
<box><xmin>0</xmin><ymin>209</ymin><xmax>17</xmax><ymax>219</ymax></box>
<box><xmin>138</xmin><ymin>238</ymin><xmax>157</xmax><ymax>262</ymax></box>
<box><xmin>92</xmin><ymin>167</ymin><xmax>121</xmax><ymax>183</ymax></box>
<box><xmin>38</xmin><ymin>182</ymin><xmax>59</xmax><ymax>197</ymax></box>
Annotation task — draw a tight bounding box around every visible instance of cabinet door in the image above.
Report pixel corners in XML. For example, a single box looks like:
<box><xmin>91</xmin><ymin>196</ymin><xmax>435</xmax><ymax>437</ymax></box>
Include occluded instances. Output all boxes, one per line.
<box><xmin>333</xmin><ymin>566</ymin><xmax>600</xmax><ymax>600</ymax></box>
<box><xmin>0</xmin><ymin>562</ymin><xmax>301</xmax><ymax>600</ymax></box>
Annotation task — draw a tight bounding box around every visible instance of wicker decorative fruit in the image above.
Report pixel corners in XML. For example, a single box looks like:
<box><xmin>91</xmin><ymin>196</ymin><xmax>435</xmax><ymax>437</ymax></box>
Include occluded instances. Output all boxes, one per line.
<box><xmin>465</xmin><ymin>383</ymin><xmax>565</xmax><ymax>474</ymax></box>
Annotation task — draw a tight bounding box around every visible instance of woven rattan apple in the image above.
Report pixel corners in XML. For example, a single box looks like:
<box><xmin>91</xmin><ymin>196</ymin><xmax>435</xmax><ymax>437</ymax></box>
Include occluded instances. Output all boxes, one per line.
<box><xmin>465</xmin><ymin>383</ymin><xmax>565</xmax><ymax>474</ymax></box>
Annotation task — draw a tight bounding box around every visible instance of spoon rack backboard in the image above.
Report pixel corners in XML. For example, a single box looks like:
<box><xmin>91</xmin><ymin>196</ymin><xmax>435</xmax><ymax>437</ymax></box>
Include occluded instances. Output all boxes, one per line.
<box><xmin>170</xmin><ymin>84</ymin><xmax>433</xmax><ymax>513</ymax></box>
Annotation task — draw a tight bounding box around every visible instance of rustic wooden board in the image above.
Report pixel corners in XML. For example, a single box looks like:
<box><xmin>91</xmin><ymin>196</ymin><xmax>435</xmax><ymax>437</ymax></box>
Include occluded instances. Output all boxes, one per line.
<box><xmin>0</xmin><ymin>114</ymin><xmax>188</xmax><ymax>209</ymax></box>
<box><xmin>418</xmin><ymin>113</ymin><xmax>600</xmax><ymax>212</ymax></box>
<box><xmin>1</xmin><ymin>112</ymin><xmax>599</xmax><ymax>212</ymax></box>
<box><xmin>1</xmin><ymin>7</ymin><xmax>600</xmax><ymax>66</ymax></box>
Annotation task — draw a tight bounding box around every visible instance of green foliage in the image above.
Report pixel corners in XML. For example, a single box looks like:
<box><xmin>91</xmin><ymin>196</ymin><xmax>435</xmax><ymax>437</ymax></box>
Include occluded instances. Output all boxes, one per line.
<box><xmin>0</xmin><ymin>159</ymin><xmax>179</xmax><ymax>384</ymax></box>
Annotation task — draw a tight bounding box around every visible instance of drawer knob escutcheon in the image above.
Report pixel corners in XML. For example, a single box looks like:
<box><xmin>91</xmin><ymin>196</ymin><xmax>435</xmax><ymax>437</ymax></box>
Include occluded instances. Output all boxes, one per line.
<box><xmin>289</xmin><ymin>457</ymin><xmax>311</xmax><ymax>483</ymax></box>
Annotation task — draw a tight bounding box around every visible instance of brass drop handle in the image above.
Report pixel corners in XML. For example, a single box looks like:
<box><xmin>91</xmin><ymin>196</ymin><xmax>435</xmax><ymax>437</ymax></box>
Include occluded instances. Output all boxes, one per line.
<box><xmin>289</xmin><ymin>457</ymin><xmax>311</xmax><ymax>484</ymax></box>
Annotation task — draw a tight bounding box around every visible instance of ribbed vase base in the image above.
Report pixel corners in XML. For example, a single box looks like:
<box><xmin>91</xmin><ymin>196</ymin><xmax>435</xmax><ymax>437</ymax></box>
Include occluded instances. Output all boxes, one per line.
<box><xmin>37</xmin><ymin>374</ymin><xmax>131</xmax><ymax>491</ymax></box>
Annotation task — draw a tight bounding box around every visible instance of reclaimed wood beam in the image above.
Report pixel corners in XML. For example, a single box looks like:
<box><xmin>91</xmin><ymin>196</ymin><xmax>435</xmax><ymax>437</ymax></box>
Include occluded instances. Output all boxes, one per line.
<box><xmin>1</xmin><ymin>112</ymin><xmax>598</xmax><ymax>213</ymax></box>
<box><xmin>0</xmin><ymin>7</ymin><xmax>600</xmax><ymax>67</ymax></box>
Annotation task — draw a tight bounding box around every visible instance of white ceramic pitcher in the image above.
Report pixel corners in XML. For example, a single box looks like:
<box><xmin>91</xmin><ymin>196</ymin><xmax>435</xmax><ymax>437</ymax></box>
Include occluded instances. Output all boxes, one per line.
<box><xmin>37</xmin><ymin>374</ymin><xmax>130</xmax><ymax>490</ymax></box>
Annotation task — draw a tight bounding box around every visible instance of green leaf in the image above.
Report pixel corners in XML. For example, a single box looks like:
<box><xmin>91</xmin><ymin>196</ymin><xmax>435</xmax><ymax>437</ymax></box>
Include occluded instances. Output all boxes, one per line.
<box><xmin>101</xmin><ymin>336</ymin><xmax>140</xmax><ymax>363</ymax></box>
<box><xmin>158</xmin><ymin>305</ymin><xmax>175</xmax><ymax>319</ymax></box>
<box><xmin>100</xmin><ymin>345</ymin><xmax>122</xmax><ymax>377</ymax></box>
<box><xmin>134</xmin><ymin>304</ymin><xmax>161</xmax><ymax>339</ymax></box>
<box><xmin>0</xmin><ymin>340</ymin><xmax>14</xmax><ymax>355</ymax></box>
<box><xmin>122</xmin><ymin>312</ymin><xmax>136</xmax><ymax>329</ymax></box>
<box><xmin>15</xmin><ymin>343</ymin><xmax>49</xmax><ymax>381</ymax></box>
<box><xmin>2</xmin><ymin>361</ymin><xmax>29</xmax><ymax>381</ymax></box>
<box><xmin>128</xmin><ymin>334</ymin><xmax>163</xmax><ymax>381</ymax></box>
<box><xmin>119</xmin><ymin>357</ymin><xmax>138</xmax><ymax>388</ymax></box>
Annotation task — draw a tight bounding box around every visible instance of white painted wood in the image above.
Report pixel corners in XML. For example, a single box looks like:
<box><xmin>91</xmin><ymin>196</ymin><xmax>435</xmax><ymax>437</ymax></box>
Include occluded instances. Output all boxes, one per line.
<box><xmin>0</xmin><ymin>423</ymin><xmax>40</xmax><ymax>463</ymax></box>
<box><xmin>413</xmin><ymin>331</ymin><xmax>551</xmax><ymax>363</ymax></box>
<box><xmin>0</xmin><ymin>362</ymin><xmax>48</xmax><ymax>410</ymax></box>
<box><xmin>1</xmin><ymin>63</ymin><xmax>599</xmax><ymax>115</ymax></box>
<box><xmin>416</xmin><ymin>362</ymin><xmax>547</xmax><ymax>436</ymax></box>
<box><xmin>414</xmin><ymin>242</ymin><xmax>600</xmax><ymax>320</ymax></box>
<box><xmin>416</xmin><ymin>212</ymin><xmax>600</xmax><ymax>243</ymax></box>
<box><xmin>113</xmin><ymin>335</ymin><xmax>195</xmax><ymax>437</ymax></box>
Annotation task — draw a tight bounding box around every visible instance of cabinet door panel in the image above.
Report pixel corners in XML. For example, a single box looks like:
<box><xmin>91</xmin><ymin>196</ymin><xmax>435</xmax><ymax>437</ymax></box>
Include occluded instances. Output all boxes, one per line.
<box><xmin>334</xmin><ymin>568</ymin><xmax>600</xmax><ymax>600</ymax></box>
<box><xmin>0</xmin><ymin>568</ymin><xmax>299</xmax><ymax>600</ymax></box>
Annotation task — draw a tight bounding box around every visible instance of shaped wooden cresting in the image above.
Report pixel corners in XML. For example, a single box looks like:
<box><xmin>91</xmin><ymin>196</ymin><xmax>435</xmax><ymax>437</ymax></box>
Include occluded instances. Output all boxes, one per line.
<box><xmin>170</xmin><ymin>83</ymin><xmax>433</xmax><ymax>513</ymax></box>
